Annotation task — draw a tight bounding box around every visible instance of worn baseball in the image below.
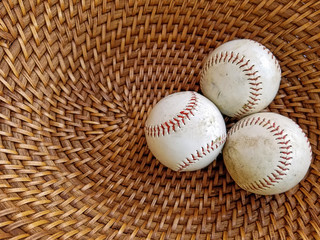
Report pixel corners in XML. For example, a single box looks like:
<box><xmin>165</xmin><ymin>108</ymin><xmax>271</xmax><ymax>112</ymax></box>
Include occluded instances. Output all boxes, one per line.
<box><xmin>144</xmin><ymin>91</ymin><xmax>226</xmax><ymax>171</ymax></box>
<box><xmin>200</xmin><ymin>39</ymin><xmax>281</xmax><ymax>118</ymax></box>
<box><xmin>223</xmin><ymin>112</ymin><xmax>312</xmax><ymax>195</ymax></box>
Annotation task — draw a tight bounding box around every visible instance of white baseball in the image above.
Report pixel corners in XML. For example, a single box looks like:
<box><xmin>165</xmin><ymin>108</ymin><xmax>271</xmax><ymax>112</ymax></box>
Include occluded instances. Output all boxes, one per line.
<box><xmin>223</xmin><ymin>112</ymin><xmax>312</xmax><ymax>195</ymax></box>
<box><xmin>200</xmin><ymin>39</ymin><xmax>281</xmax><ymax>118</ymax></box>
<box><xmin>144</xmin><ymin>91</ymin><xmax>226</xmax><ymax>172</ymax></box>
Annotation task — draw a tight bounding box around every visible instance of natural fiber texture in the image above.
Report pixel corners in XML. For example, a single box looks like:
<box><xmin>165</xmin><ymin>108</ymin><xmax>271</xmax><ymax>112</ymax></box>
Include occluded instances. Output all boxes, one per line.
<box><xmin>0</xmin><ymin>0</ymin><xmax>319</xmax><ymax>239</ymax></box>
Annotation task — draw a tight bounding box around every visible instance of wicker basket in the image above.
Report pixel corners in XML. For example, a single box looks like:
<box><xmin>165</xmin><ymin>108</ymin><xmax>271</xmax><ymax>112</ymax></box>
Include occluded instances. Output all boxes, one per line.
<box><xmin>0</xmin><ymin>0</ymin><xmax>319</xmax><ymax>239</ymax></box>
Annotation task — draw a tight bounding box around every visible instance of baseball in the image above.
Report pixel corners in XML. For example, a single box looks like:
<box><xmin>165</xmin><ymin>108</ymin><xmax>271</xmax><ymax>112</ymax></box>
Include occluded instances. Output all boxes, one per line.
<box><xmin>144</xmin><ymin>91</ymin><xmax>226</xmax><ymax>172</ymax></box>
<box><xmin>223</xmin><ymin>112</ymin><xmax>312</xmax><ymax>195</ymax></box>
<box><xmin>200</xmin><ymin>39</ymin><xmax>281</xmax><ymax>118</ymax></box>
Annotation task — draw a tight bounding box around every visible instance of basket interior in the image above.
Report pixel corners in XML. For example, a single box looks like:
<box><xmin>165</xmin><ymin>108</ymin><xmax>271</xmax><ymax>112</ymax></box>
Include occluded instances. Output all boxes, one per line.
<box><xmin>0</xmin><ymin>0</ymin><xmax>319</xmax><ymax>239</ymax></box>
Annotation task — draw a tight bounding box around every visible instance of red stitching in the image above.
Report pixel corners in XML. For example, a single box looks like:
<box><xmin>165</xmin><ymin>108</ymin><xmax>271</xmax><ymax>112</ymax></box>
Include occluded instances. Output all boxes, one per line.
<box><xmin>254</xmin><ymin>40</ymin><xmax>281</xmax><ymax>71</ymax></box>
<box><xmin>246</xmin><ymin>71</ymin><xmax>259</xmax><ymax>76</ymax></box>
<box><xmin>234</xmin><ymin>57</ymin><xmax>262</xmax><ymax>118</ymax></box>
<box><xmin>228</xmin><ymin>116</ymin><xmax>293</xmax><ymax>192</ymax></box>
<box><xmin>223</xmin><ymin>51</ymin><xmax>229</xmax><ymax>62</ymax></box>
<box><xmin>177</xmin><ymin>134</ymin><xmax>226</xmax><ymax>171</ymax></box>
<box><xmin>200</xmin><ymin>50</ymin><xmax>262</xmax><ymax>118</ymax></box>
<box><xmin>236</xmin><ymin>56</ymin><xmax>245</xmax><ymax>65</ymax></box>
<box><xmin>144</xmin><ymin>92</ymin><xmax>198</xmax><ymax>137</ymax></box>
<box><xmin>302</xmin><ymin>130</ymin><xmax>313</xmax><ymax>160</ymax></box>
<box><xmin>219</xmin><ymin>52</ymin><xmax>224</xmax><ymax>63</ymax></box>
<box><xmin>228</xmin><ymin>51</ymin><xmax>234</xmax><ymax>62</ymax></box>
<box><xmin>239</xmin><ymin>59</ymin><xmax>250</xmax><ymax>69</ymax></box>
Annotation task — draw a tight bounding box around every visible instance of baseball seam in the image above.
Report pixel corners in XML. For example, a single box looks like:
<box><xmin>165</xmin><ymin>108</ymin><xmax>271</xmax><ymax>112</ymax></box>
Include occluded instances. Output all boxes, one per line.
<box><xmin>144</xmin><ymin>92</ymin><xmax>198</xmax><ymax>137</ymax></box>
<box><xmin>228</xmin><ymin>116</ymin><xmax>293</xmax><ymax>192</ymax></box>
<box><xmin>177</xmin><ymin>133</ymin><xmax>227</xmax><ymax>172</ymax></box>
<box><xmin>255</xmin><ymin>41</ymin><xmax>281</xmax><ymax>71</ymax></box>
<box><xmin>200</xmin><ymin>51</ymin><xmax>263</xmax><ymax>118</ymax></box>
<box><xmin>303</xmin><ymin>131</ymin><xmax>313</xmax><ymax>159</ymax></box>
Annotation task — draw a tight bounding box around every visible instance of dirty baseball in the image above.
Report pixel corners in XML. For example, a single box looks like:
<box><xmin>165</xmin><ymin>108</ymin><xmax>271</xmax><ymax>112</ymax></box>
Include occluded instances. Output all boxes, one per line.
<box><xmin>223</xmin><ymin>112</ymin><xmax>312</xmax><ymax>195</ymax></box>
<box><xmin>200</xmin><ymin>39</ymin><xmax>281</xmax><ymax>118</ymax></box>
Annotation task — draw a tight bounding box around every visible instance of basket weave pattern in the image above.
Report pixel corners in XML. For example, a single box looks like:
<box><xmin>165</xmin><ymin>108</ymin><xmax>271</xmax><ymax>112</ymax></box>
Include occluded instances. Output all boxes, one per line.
<box><xmin>0</xmin><ymin>0</ymin><xmax>319</xmax><ymax>239</ymax></box>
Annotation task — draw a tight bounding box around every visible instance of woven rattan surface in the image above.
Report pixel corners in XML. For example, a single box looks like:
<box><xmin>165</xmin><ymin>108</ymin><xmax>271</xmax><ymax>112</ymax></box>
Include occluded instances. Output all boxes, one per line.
<box><xmin>0</xmin><ymin>0</ymin><xmax>320</xmax><ymax>239</ymax></box>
